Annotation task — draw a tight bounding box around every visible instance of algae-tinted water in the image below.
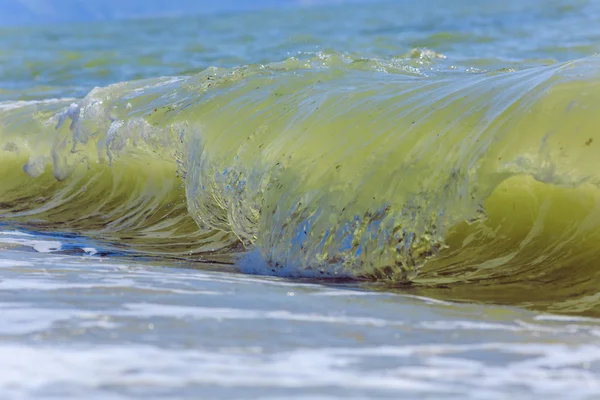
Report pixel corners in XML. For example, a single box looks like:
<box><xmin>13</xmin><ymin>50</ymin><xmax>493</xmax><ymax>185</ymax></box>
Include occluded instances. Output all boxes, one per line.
<box><xmin>2</xmin><ymin>0</ymin><xmax>600</xmax><ymax>398</ymax></box>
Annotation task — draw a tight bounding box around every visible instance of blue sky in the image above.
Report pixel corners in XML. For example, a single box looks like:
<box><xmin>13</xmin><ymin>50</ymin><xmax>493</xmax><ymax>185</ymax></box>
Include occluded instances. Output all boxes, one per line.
<box><xmin>0</xmin><ymin>0</ymin><xmax>361</xmax><ymax>25</ymax></box>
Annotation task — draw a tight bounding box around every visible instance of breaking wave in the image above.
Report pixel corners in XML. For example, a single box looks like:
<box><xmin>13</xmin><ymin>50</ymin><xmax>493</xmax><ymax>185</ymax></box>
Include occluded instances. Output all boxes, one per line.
<box><xmin>2</xmin><ymin>53</ymin><xmax>600</xmax><ymax>314</ymax></box>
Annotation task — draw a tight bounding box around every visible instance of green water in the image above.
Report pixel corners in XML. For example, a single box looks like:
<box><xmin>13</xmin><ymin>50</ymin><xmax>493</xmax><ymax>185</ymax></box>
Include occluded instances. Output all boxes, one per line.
<box><xmin>2</xmin><ymin>0</ymin><xmax>600</xmax><ymax>316</ymax></box>
<box><xmin>4</xmin><ymin>1</ymin><xmax>600</xmax><ymax>398</ymax></box>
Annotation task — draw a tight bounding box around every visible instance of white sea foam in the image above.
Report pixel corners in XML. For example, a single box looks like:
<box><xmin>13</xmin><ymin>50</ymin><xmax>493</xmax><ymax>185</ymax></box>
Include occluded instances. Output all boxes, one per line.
<box><xmin>1</xmin><ymin>241</ymin><xmax>600</xmax><ymax>398</ymax></box>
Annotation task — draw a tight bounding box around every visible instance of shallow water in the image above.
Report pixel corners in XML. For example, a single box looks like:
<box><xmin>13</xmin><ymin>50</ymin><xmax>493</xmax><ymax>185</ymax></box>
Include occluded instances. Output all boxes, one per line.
<box><xmin>2</xmin><ymin>0</ymin><xmax>600</xmax><ymax>398</ymax></box>
<box><xmin>2</xmin><ymin>230</ymin><xmax>600</xmax><ymax>399</ymax></box>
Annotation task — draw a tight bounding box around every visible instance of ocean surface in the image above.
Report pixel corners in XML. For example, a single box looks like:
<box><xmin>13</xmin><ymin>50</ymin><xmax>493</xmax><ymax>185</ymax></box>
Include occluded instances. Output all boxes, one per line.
<box><xmin>2</xmin><ymin>0</ymin><xmax>600</xmax><ymax>398</ymax></box>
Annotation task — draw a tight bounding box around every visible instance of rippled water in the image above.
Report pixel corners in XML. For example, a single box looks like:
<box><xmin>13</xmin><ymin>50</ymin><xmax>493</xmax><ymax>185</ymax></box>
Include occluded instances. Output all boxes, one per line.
<box><xmin>2</xmin><ymin>0</ymin><xmax>600</xmax><ymax>398</ymax></box>
<box><xmin>3</xmin><ymin>231</ymin><xmax>600</xmax><ymax>399</ymax></box>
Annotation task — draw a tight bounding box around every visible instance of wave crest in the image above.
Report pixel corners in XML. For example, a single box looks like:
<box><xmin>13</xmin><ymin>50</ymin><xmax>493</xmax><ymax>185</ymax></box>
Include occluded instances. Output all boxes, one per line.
<box><xmin>2</xmin><ymin>54</ymin><xmax>600</xmax><ymax>313</ymax></box>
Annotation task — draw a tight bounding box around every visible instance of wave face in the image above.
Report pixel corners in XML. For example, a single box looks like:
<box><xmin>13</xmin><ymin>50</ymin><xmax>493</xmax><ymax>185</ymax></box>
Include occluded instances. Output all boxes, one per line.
<box><xmin>2</xmin><ymin>53</ymin><xmax>600</xmax><ymax>313</ymax></box>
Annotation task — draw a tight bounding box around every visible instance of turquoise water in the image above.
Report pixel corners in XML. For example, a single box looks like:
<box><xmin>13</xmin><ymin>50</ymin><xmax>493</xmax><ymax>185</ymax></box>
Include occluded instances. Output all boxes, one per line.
<box><xmin>2</xmin><ymin>0</ymin><xmax>600</xmax><ymax>398</ymax></box>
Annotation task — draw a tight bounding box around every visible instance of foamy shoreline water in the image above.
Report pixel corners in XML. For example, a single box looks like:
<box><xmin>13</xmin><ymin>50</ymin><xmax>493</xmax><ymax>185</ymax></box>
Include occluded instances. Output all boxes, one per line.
<box><xmin>2</xmin><ymin>230</ymin><xmax>600</xmax><ymax>399</ymax></box>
